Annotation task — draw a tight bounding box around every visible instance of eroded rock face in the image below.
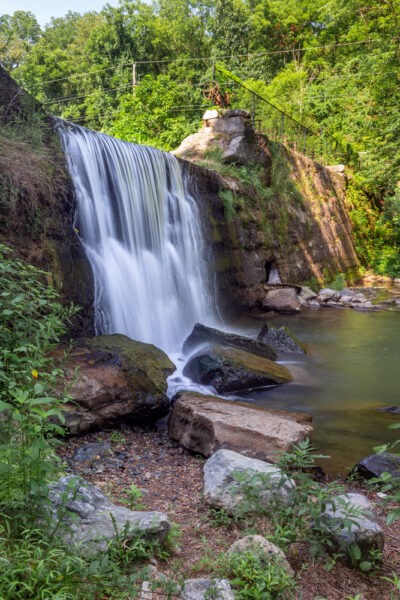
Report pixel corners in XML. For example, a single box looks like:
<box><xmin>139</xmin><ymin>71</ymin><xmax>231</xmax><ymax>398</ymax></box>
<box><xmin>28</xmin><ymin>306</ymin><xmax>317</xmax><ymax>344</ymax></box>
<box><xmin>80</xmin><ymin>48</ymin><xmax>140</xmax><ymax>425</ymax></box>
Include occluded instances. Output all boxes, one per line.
<box><xmin>48</xmin><ymin>476</ymin><xmax>170</xmax><ymax>551</ymax></box>
<box><xmin>182</xmin><ymin>345</ymin><xmax>292</xmax><ymax>394</ymax></box>
<box><xmin>228</xmin><ymin>535</ymin><xmax>294</xmax><ymax>577</ymax></box>
<box><xmin>317</xmin><ymin>493</ymin><xmax>384</xmax><ymax>563</ymax></box>
<box><xmin>203</xmin><ymin>449</ymin><xmax>295</xmax><ymax>515</ymax></box>
<box><xmin>182</xmin><ymin>323</ymin><xmax>276</xmax><ymax>361</ymax></box>
<box><xmin>262</xmin><ymin>288</ymin><xmax>301</xmax><ymax>314</ymax></box>
<box><xmin>168</xmin><ymin>393</ymin><xmax>312</xmax><ymax>463</ymax></box>
<box><xmin>257</xmin><ymin>322</ymin><xmax>306</xmax><ymax>354</ymax></box>
<box><xmin>58</xmin><ymin>334</ymin><xmax>175</xmax><ymax>434</ymax></box>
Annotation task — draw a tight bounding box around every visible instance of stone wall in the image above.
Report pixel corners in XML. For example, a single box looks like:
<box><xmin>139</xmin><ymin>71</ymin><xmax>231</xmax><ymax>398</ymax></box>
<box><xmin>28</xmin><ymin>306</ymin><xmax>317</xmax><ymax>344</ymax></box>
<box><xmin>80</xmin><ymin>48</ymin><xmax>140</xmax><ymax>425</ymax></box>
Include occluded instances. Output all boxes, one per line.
<box><xmin>177</xmin><ymin>111</ymin><xmax>359</xmax><ymax>315</ymax></box>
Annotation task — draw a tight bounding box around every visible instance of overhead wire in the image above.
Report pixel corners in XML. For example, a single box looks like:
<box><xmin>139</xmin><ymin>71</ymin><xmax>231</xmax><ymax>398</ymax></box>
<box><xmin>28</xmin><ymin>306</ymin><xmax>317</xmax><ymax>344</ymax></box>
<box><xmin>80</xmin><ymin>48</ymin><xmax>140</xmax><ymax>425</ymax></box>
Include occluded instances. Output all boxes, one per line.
<box><xmin>29</xmin><ymin>38</ymin><xmax>378</xmax><ymax>88</ymax></box>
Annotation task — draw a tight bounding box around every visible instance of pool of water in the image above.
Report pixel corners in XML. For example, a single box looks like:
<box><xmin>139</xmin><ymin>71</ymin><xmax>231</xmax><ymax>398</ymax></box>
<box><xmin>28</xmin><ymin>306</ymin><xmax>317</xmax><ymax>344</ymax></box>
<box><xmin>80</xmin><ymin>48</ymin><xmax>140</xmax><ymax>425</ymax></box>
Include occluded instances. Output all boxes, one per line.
<box><xmin>228</xmin><ymin>308</ymin><xmax>400</xmax><ymax>473</ymax></box>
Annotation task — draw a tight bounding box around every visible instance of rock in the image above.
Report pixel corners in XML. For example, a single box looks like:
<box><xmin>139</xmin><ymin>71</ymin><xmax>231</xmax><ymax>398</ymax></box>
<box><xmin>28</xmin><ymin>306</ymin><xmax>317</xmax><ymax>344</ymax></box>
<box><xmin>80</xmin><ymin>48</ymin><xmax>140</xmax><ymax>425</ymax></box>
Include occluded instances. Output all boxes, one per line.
<box><xmin>262</xmin><ymin>288</ymin><xmax>301</xmax><ymax>314</ymax></box>
<box><xmin>73</xmin><ymin>441</ymin><xmax>111</xmax><ymax>461</ymax></box>
<box><xmin>327</xmin><ymin>164</ymin><xmax>346</xmax><ymax>175</ymax></box>
<box><xmin>222</xmin><ymin>134</ymin><xmax>249</xmax><ymax>164</ymax></box>
<box><xmin>267</xmin><ymin>268</ymin><xmax>282</xmax><ymax>284</ymax></box>
<box><xmin>318</xmin><ymin>493</ymin><xmax>384</xmax><ymax>562</ymax></box>
<box><xmin>317</xmin><ymin>288</ymin><xmax>341</xmax><ymax>303</ymax></box>
<box><xmin>48</xmin><ymin>476</ymin><xmax>170</xmax><ymax>551</ymax></box>
<box><xmin>57</xmin><ymin>334</ymin><xmax>175</xmax><ymax>434</ymax></box>
<box><xmin>203</xmin><ymin>449</ymin><xmax>295</xmax><ymax>515</ymax></box>
<box><xmin>228</xmin><ymin>535</ymin><xmax>294</xmax><ymax>577</ymax></box>
<box><xmin>339</xmin><ymin>289</ymin><xmax>368</xmax><ymax>305</ymax></box>
<box><xmin>182</xmin><ymin>323</ymin><xmax>277</xmax><ymax>361</ymax></box>
<box><xmin>356</xmin><ymin>453</ymin><xmax>400</xmax><ymax>482</ymax></box>
<box><xmin>183</xmin><ymin>346</ymin><xmax>292</xmax><ymax>394</ymax></box>
<box><xmin>168</xmin><ymin>393</ymin><xmax>313</xmax><ymax>462</ymax></box>
<box><xmin>257</xmin><ymin>322</ymin><xmax>306</xmax><ymax>354</ymax></box>
<box><xmin>299</xmin><ymin>286</ymin><xmax>317</xmax><ymax>301</ymax></box>
<box><xmin>307</xmin><ymin>299</ymin><xmax>321</xmax><ymax>309</ymax></box>
<box><xmin>181</xmin><ymin>579</ymin><xmax>234</xmax><ymax>600</ymax></box>
<box><xmin>222</xmin><ymin>109</ymin><xmax>251</xmax><ymax>119</ymax></box>
<box><xmin>377</xmin><ymin>405</ymin><xmax>400</xmax><ymax>414</ymax></box>
<box><xmin>203</xmin><ymin>109</ymin><xmax>219</xmax><ymax>121</ymax></box>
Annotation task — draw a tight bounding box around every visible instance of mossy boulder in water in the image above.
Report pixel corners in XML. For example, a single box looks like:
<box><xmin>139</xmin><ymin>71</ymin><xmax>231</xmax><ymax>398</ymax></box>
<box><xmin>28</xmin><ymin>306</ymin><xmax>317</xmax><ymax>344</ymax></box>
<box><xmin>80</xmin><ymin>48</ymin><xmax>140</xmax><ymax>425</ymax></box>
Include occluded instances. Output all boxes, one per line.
<box><xmin>182</xmin><ymin>322</ymin><xmax>277</xmax><ymax>361</ymax></box>
<box><xmin>58</xmin><ymin>334</ymin><xmax>175</xmax><ymax>434</ymax></box>
<box><xmin>183</xmin><ymin>345</ymin><xmax>292</xmax><ymax>394</ymax></box>
<box><xmin>257</xmin><ymin>322</ymin><xmax>307</xmax><ymax>354</ymax></box>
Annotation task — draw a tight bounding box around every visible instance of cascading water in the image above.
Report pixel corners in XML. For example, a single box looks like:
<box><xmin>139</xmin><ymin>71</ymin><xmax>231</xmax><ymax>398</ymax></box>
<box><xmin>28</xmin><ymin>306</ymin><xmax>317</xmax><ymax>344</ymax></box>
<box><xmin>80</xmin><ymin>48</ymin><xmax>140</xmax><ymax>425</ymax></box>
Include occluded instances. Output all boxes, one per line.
<box><xmin>58</xmin><ymin>121</ymin><xmax>214</xmax><ymax>356</ymax></box>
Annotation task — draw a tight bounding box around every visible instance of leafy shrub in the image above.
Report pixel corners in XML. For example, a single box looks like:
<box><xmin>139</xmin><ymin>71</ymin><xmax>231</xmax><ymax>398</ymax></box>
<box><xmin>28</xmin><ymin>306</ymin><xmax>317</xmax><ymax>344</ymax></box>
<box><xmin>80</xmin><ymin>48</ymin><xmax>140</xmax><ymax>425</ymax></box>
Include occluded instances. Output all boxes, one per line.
<box><xmin>226</xmin><ymin>547</ymin><xmax>297</xmax><ymax>600</ymax></box>
<box><xmin>330</xmin><ymin>273</ymin><xmax>346</xmax><ymax>291</ymax></box>
<box><xmin>370</xmin><ymin>422</ymin><xmax>400</xmax><ymax>526</ymax></box>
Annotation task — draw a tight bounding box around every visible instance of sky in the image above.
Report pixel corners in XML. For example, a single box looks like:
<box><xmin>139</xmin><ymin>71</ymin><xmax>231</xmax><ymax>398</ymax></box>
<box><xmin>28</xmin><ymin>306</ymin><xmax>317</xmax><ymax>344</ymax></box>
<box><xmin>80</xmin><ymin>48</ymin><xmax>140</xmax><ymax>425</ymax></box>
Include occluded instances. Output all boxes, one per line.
<box><xmin>0</xmin><ymin>0</ymin><xmax>120</xmax><ymax>27</ymax></box>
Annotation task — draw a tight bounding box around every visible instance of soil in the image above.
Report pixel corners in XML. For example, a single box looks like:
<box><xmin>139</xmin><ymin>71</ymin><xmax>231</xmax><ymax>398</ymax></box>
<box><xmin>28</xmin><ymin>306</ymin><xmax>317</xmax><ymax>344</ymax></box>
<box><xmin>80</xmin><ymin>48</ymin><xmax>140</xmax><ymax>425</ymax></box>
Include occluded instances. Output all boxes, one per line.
<box><xmin>58</xmin><ymin>426</ymin><xmax>400</xmax><ymax>600</ymax></box>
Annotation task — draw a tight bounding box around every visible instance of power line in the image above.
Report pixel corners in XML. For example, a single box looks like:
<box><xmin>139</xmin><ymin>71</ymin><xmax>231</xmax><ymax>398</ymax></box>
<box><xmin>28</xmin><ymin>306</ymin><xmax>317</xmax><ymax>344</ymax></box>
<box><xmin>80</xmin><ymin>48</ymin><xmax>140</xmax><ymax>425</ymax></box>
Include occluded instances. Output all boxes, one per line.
<box><xmin>29</xmin><ymin>38</ymin><xmax>377</xmax><ymax>88</ymax></box>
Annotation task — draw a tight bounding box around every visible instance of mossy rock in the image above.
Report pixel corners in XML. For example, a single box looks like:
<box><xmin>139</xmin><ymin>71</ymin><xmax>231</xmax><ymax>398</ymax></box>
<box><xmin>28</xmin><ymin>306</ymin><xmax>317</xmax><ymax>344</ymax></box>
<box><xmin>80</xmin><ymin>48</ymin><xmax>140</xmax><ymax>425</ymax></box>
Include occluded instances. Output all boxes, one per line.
<box><xmin>61</xmin><ymin>334</ymin><xmax>176</xmax><ymax>434</ymax></box>
<box><xmin>83</xmin><ymin>334</ymin><xmax>175</xmax><ymax>397</ymax></box>
<box><xmin>183</xmin><ymin>344</ymin><xmax>292</xmax><ymax>394</ymax></box>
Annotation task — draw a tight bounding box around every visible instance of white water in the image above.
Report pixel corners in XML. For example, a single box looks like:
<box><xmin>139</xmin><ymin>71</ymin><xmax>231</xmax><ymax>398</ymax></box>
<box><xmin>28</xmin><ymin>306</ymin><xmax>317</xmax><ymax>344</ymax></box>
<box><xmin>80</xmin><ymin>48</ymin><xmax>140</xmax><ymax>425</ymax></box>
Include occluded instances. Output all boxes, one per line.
<box><xmin>58</xmin><ymin>122</ymin><xmax>214</xmax><ymax>355</ymax></box>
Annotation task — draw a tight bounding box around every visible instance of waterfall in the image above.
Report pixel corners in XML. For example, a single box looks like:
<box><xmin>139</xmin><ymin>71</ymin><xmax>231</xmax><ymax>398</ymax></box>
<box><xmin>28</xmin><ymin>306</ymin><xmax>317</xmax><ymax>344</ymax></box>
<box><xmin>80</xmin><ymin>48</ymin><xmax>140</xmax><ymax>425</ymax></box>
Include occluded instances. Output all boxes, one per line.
<box><xmin>58</xmin><ymin>122</ymin><xmax>213</xmax><ymax>355</ymax></box>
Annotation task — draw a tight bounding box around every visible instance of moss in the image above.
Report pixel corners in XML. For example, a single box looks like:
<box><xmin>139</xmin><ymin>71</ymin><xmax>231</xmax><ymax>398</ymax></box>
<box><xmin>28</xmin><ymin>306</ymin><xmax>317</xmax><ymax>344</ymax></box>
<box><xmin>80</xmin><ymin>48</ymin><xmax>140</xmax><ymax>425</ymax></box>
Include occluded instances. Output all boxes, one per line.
<box><xmin>213</xmin><ymin>345</ymin><xmax>292</xmax><ymax>384</ymax></box>
<box><xmin>84</xmin><ymin>334</ymin><xmax>176</xmax><ymax>395</ymax></box>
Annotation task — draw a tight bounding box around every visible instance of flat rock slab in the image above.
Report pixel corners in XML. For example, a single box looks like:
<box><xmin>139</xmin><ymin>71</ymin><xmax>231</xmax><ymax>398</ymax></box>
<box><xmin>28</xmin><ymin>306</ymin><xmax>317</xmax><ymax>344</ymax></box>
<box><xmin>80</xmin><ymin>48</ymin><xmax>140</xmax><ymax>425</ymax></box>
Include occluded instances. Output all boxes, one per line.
<box><xmin>48</xmin><ymin>476</ymin><xmax>170</xmax><ymax>552</ymax></box>
<box><xmin>169</xmin><ymin>393</ymin><xmax>312</xmax><ymax>463</ymax></box>
<box><xmin>203</xmin><ymin>448</ymin><xmax>295</xmax><ymax>515</ymax></box>
<box><xmin>182</xmin><ymin>323</ymin><xmax>277</xmax><ymax>361</ymax></box>
<box><xmin>183</xmin><ymin>345</ymin><xmax>292</xmax><ymax>394</ymax></box>
<box><xmin>317</xmin><ymin>492</ymin><xmax>384</xmax><ymax>563</ymax></box>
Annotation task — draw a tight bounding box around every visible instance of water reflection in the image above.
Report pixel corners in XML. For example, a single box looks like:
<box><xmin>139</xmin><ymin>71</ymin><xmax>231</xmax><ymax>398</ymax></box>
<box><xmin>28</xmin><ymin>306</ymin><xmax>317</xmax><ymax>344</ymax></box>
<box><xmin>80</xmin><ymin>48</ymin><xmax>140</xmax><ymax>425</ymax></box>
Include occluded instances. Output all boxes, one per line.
<box><xmin>231</xmin><ymin>308</ymin><xmax>400</xmax><ymax>473</ymax></box>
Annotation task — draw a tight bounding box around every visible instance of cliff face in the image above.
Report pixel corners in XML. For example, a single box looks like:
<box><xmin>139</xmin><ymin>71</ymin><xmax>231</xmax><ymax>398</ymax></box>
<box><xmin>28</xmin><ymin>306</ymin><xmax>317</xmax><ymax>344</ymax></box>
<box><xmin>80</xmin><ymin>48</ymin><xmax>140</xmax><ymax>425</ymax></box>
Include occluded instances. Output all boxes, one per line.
<box><xmin>176</xmin><ymin>111</ymin><xmax>359</xmax><ymax>315</ymax></box>
<box><xmin>0</xmin><ymin>65</ymin><xmax>94</xmax><ymax>335</ymax></box>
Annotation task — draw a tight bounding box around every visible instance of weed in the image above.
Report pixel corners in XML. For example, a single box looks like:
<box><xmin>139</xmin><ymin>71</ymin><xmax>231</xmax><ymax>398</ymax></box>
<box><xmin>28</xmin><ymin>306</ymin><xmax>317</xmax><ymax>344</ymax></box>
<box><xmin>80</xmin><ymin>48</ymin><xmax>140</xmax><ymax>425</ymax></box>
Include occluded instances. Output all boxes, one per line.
<box><xmin>121</xmin><ymin>483</ymin><xmax>145</xmax><ymax>510</ymax></box>
<box><xmin>207</xmin><ymin>507</ymin><xmax>235</xmax><ymax>529</ymax></box>
<box><xmin>109</xmin><ymin>431</ymin><xmax>127</xmax><ymax>446</ymax></box>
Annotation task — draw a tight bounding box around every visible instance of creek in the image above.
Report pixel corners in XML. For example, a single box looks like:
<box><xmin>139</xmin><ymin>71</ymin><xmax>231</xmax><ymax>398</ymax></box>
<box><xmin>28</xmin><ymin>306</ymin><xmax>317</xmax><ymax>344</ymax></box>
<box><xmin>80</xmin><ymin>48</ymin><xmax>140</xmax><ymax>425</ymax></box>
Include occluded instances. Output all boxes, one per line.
<box><xmin>232</xmin><ymin>308</ymin><xmax>400</xmax><ymax>473</ymax></box>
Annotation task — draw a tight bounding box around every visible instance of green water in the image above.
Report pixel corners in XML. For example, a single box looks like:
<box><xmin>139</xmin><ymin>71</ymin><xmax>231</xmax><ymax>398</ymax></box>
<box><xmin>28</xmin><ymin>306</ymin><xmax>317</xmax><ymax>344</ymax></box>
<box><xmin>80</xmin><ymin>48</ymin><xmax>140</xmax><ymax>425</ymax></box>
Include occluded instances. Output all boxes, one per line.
<box><xmin>232</xmin><ymin>308</ymin><xmax>400</xmax><ymax>473</ymax></box>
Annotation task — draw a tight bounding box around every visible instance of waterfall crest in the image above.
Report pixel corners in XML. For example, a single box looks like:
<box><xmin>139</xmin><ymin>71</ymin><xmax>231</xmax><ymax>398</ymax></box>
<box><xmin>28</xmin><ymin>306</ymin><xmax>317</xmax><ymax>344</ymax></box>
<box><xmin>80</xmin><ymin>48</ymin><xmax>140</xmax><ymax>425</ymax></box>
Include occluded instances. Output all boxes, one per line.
<box><xmin>58</xmin><ymin>122</ymin><xmax>213</xmax><ymax>354</ymax></box>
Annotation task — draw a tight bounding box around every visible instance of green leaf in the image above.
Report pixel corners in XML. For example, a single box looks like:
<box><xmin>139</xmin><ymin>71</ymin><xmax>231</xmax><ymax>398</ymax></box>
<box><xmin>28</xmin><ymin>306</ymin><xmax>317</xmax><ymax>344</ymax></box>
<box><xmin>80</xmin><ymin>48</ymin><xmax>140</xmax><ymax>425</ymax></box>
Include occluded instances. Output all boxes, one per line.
<box><xmin>387</xmin><ymin>508</ymin><xmax>400</xmax><ymax>526</ymax></box>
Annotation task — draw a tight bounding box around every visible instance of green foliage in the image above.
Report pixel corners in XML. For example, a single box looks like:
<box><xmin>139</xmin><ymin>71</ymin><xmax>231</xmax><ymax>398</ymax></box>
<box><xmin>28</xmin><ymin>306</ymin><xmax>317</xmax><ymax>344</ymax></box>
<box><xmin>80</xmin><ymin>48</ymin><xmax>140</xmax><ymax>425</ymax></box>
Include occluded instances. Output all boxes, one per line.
<box><xmin>121</xmin><ymin>484</ymin><xmax>145</xmax><ymax>510</ymax></box>
<box><xmin>207</xmin><ymin>507</ymin><xmax>235</xmax><ymax>529</ymax></box>
<box><xmin>330</xmin><ymin>273</ymin><xmax>346</xmax><ymax>291</ymax></box>
<box><xmin>105</xmin><ymin>74</ymin><xmax>202</xmax><ymax>151</ymax></box>
<box><xmin>231</xmin><ymin>440</ymin><xmax>371</xmax><ymax>568</ymax></box>
<box><xmin>224</xmin><ymin>547</ymin><xmax>298</xmax><ymax>600</ymax></box>
<box><xmin>0</xmin><ymin>244</ymin><xmax>78</xmax><ymax>515</ymax></box>
<box><xmin>370</xmin><ymin>422</ymin><xmax>400</xmax><ymax>526</ymax></box>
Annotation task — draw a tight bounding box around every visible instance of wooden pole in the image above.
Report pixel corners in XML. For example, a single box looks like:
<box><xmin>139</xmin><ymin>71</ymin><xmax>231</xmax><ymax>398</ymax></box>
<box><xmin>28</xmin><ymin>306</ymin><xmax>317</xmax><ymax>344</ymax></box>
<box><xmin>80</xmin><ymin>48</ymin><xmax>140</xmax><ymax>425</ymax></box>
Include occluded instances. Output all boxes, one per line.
<box><xmin>132</xmin><ymin>62</ymin><xmax>136</xmax><ymax>92</ymax></box>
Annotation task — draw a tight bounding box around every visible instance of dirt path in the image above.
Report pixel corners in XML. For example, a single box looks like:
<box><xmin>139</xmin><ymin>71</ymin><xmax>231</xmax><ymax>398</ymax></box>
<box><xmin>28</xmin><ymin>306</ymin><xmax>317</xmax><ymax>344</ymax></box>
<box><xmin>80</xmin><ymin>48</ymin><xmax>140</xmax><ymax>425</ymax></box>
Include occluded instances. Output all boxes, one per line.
<box><xmin>58</xmin><ymin>426</ymin><xmax>400</xmax><ymax>600</ymax></box>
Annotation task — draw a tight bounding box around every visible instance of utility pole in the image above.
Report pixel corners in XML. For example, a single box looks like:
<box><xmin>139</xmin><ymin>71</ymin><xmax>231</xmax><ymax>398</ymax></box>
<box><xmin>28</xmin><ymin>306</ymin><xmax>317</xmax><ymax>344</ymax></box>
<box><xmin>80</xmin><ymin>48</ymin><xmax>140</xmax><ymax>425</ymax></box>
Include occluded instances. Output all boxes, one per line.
<box><xmin>132</xmin><ymin>62</ymin><xmax>137</xmax><ymax>92</ymax></box>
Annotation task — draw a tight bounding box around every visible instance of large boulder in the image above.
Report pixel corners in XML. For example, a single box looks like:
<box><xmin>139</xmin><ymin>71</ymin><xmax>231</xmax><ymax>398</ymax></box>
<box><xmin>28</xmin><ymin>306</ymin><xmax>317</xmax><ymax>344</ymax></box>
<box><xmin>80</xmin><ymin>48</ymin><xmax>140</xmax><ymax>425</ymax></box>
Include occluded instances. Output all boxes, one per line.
<box><xmin>317</xmin><ymin>288</ymin><xmax>341</xmax><ymax>303</ymax></box>
<box><xmin>182</xmin><ymin>346</ymin><xmax>292</xmax><ymax>394</ymax></box>
<box><xmin>257</xmin><ymin>322</ymin><xmax>307</xmax><ymax>354</ymax></box>
<box><xmin>58</xmin><ymin>334</ymin><xmax>175</xmax><ymax>434</ymax></box>
<box><xmin>182</xmin><ymin>323</ymin><xmax>276</xmax><ymax>361</ymax></box>
<box><xmin>228</xmin><ymin>535</ymin><xmax>294</xmax><ymax>577</ymax></box>
<box><xmin>48</xmin><ymin>476</ymin><xmax>170</xmax><ymax>551</ymax></box>
<box><xmin>168</xmin><ymin>393</ymin><xmax>312</xmax><ymax>463</ymax></box>
<box><xmin>356</xmin><ymin>453</ymin><xmax>400</xmax><ymax>482</ymax></box>
<box><xmin>317</xmin><ymin>493</ymin><xmax>384</xmax><ymax>563</ymax></box>
<box><xmin>262</xmin><ymin>288</ymin><xmax>301</xmax><ymax>314</ymax></box>
<box><xmin>203</xmin><ymin>449</ymin><xmax>295</xmax><ymax>515</ymax></box>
